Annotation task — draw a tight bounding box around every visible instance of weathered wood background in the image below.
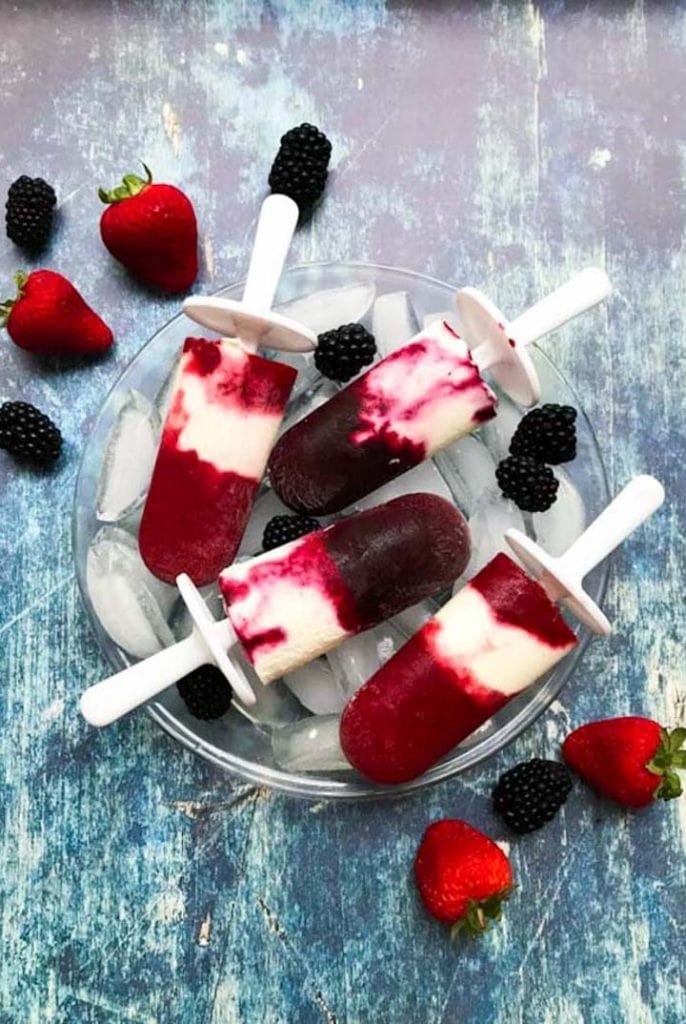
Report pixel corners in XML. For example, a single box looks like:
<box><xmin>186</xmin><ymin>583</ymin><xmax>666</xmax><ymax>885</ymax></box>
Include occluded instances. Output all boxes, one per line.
<box><xmin>1</xmin><ymin>2</ymin><xmax>685</xmax><ymax>1021</ymax></box>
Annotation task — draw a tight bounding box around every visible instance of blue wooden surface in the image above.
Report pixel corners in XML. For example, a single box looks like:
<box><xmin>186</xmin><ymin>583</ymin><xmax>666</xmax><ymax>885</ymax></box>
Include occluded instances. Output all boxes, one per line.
<box><xmin>1</xmin><ymin>2</ymin><xmax>685</xmax><ymax>1021</ymax></box>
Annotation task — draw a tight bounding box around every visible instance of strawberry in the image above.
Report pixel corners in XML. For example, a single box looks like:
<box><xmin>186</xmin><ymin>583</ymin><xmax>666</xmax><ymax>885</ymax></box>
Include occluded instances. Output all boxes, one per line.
<box><xmin>414</xmin><ymin>819</ymin><xmax>514</xmax><ymax>937</ymax></box>
<box><xmin>0</xmin><ymin>270</ymin><xmax>113</xmax><ymax>356</ymax></box>
<box><xmin>99</xmin><ymin>164</ymin><xmax>198</xmax><ymax>293</ymax></box>
<box><xmin>563</xmin><ymin>717</ymin><xmax>686</xmax><ymax>808</ymax></box>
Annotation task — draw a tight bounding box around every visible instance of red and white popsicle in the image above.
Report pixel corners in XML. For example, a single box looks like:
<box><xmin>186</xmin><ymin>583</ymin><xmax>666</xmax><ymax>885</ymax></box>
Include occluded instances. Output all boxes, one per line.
<box><xmin>138</xmin><ymin>194</ymin><xmax>316</xmax><ymax>587</ymax></box>
<box><xmin>269</xmin><ymin>268</ymin><xmax>612</xmax><ymax>515</ymax></box>
<box><xmin>340</xmin><ymin>476</ymin><xmax>665</xmax><ymax>785</ymax></box>
<box><xmin>80</xmin><ymin>493</ymin><xmax>471</xmax><ymax>725</ymax></box>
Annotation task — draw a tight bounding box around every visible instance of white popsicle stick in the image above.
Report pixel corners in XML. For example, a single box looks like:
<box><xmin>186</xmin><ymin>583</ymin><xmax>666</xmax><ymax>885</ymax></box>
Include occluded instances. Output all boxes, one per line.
<box><xmin>241</xmin><ymin>193</ymin><xmax>299</xmax><ymax>311</ymax></box>
<box><xmin>506</xmin><ymin>475</ymin><xmax>664</xmax><ymax>634</ymax></box>
<box><xmin>176</xmin><ymin>574</ymin><xmax>255</xmax><ymax>706</ymax></box>
<box><xmin>457</xmin><ymin>267</ymin><xmax>612</xmax><ymax>407</ymax></box>
<box><xmin>79</xmin><ymin>617</ymin><xmax>233</xmax><ymax>727</ymax></box>
<box><xmin>183</xmin><ymin>194</ymin><xmax>316</xmax><ymax>354</ymax></box>
<box><xmin>80</xmin><ymin>574</ymin><xmax>255</xmax><ymax>728</ymax></box>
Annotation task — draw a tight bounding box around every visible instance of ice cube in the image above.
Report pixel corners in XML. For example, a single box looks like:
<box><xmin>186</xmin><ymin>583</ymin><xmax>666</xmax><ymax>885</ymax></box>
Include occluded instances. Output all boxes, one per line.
<box><xmin>422</xmin><ymin>310</ymin><xmax>461</xmax><ymax>332</ymax></box>
<box><xmin>436</xmin><ymin>435</ymin><xmax>497</xmax><ymax>512</ymax></box>
<box><xmin>479</xmin><ymin>395</ymin><xmax>523</xmax><ymax>461</ymax></box>
<box><xmin>170</xmin><ymin>583</ymin><xmax>225</xmax><ymax>640</ymax></box>
<box><xmin>455</xmin><ymin>486</ymin><xmax>526</xmax><ymax>586</ymax></box>
<box><xmin>391</xmin><ymin>600</ymin><xmax>436</xmax><ymax>639</ymax></box>
<box><xmin>155</xmin><ymin>352</ymin><xmax>181</xmax><ymax>420</ymax></box>
<box><xmin>532</xmin><ymin>467</ymin><xmax>586</xmax><ymax>556</ymax></box>
<box><xmin>87</xmin><ymin>526</ymin><xmax>176</xmax><ymax>659</ymax></box>
<box><xmin>326</xmin><ymin>621</ymin><xmax>406</xmax><ymax>701</ymax></box>
<box><xmin>96</xmin><ymin>391</ymin><xmax>161</xmax><ymax>523</ymax></box>
<box><xmin>271</xmin><ymin>715</ymin><xmax>352</xmax><ymax>772</ymax></box>
<box><xmin>234</xmin><ymin>672</ymin><xmax>303</xmax><ymax>727</ymax></box>
<box><xmin>95</xmin><ymin>527</ymin><xmax>176</xmax><ymax>616</ymax></box>
<box><xmin>352</xmin><ymin>459</ymin><xmax>453</xmax><ymax>513</ymax></box>
<box><xmin>237</xmin><ymin>488</ymin><xmax>302</xmax><ymax>558</ymax></box>
<box><xmin>276</xmin><ymin>283</ymin><xmax>376</xmax><ymax>336</ymax></box>
<box><xmin>372</xmin><ymin>291</ymin><xmax>418</xmax><ymax>357</ymax></box>
<box><xmin>284</xmin><ymin>658</ymin><xmax>347</xmax><ymax>714</ymax></box>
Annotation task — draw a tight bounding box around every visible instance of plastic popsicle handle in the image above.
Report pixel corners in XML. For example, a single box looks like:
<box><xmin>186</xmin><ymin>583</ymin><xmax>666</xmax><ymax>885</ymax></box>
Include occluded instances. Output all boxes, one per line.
<box><xmin>176</xmin><ymin>573</ymin><xmax>255</xmax><ymax>706</ymax></box>
<box><xmin>507</xmin><ymin>267</ymin><xmax>612</xmax><ymax>349</ymax></box>
<box><xmin>459</xmin><ymin>268</ymin><xmax>611</xmax><ymax>407</ymax></box>
<box><xmin>79</xmin><ymin>618</ymin><xmax>234</xmax><ymax>727</ymax></box>
<box><xmin>505</xmin><ymin>475</ymin><xmax>664</xmax><ymax>634</ymax></box>
<box><xmin>182</xmin><ymin>193</ymin><xmax>314</xmax><ymax>354</ymax></box>
<box><xmin>241</xmin><ymin>194</ymin><xmax>300</xmax><ymax>313</ymax></box>
<box><xmin>556</xmin><ymin>475</ymin><xmax>665</xmax><ymax>582</ymax></box>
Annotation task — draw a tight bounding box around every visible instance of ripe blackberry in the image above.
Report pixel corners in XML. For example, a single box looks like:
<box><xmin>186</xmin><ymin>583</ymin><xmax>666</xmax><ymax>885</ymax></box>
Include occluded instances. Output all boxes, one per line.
<box><xmin>177</xmin><ymin>664</ymin><xmax>232</xmax><ymax>720</ymax></box>
<box><xmin>493</xmin><ymin>759</ymin><xmax>572</xmax><ymax>834</ymax></box>
<box><xmin>5</xmin><ymin>175</ymin><xmax>57</xmax><ymax>250</ymax></box>
<box><xmin>496</xmin><ymin>455</ymin><xmax>558</xmax><ymax>512</ymax></box>
<box><xmin>262</xmin><ymin>513</ymin><xmax>320</xmax><ymax>551</ymax></box>
<box><xmin>0</xmin><ymin>401</ymin><xmax>62</xmax><ymax>465</ymax></box>
<box><xmin>510</xmin><ymin>404</ymin><xmax>577</xmax><ymax>464</ymax></box>
<box><xmin>314</xmin><ymin>323</ymin><xmax>376</xmax><ymax>382</ymax></box>
<box><xmin>269</xmin><ymin>123</ymin><xmax>331</xmax><ymax>211</ymax></box>
<box><xmin>279</xmin><ymin>123</ymin><xmax>332</xmax><ymax>165</ymax></box>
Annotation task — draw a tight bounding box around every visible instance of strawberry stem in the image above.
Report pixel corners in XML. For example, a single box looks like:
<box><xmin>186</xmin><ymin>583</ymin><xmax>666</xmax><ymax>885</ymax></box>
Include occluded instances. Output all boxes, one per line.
<box><xmin>450</xmin><ymin>886</ymin><xmax>515</xmax><ymax>940</ymax></box>
<box><xmin>98</xmin><ymin>162</ymin><xmax>153</xmax><ymax>204</ymax></box>
<box><xmin>646</xmin><ymin>726</ymin><xmax>686</xmax><ymax>801</ymax></box>
<box><xmin>0</xmin><ymin>270</ymin><xmax>28</xmax><ymax>327</ymax></box>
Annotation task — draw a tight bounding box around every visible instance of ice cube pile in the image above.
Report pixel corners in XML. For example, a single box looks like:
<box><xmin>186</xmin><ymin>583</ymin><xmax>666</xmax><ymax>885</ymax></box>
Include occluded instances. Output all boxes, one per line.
<box><xmin>86</xmin><ymin>280</ymin><xmax>587</xmax><ymax>774</ymax></box>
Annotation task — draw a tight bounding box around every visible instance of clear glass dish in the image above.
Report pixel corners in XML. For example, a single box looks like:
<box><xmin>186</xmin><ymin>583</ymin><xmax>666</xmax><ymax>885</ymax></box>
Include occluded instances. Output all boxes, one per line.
<box><xmin>73</xmin><ymin>262</ymin><xmax>609</xmax><ymax>800</ymax></box>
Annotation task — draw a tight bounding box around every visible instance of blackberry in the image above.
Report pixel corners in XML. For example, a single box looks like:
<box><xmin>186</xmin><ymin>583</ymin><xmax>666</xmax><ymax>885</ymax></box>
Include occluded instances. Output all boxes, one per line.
<box><xmin>493</xmin><ymin>759</ymin><xmax>572</xmax><ymax>834</ymax></box>
<box><xmin>278</xmin><ymin>123</ymin><xmax>332</xmax><ymax>165</ymax></box>
<box><xmin>177</xmin><ymin>664</ymin><xmax>232</xmax><ymax>720</ymax></box>
<box><xmin>314</xmin><ymin>323</ymin><xmax>376</xmax><ymax>382</ymax></box>
<box><xmin>269</xmin><ymin>123</ymin><xmax>331</xmax><ymax>211</ymax></box>
<box><xmin>263</xmin><ymin>513</ymin><xmax>320</xmax><ymax>551</ymax></box>
<box><xmin>0</xmin><ymin>401</ymin><xmax>62</xmax><ymax>465</ymax></box>
<box><xmin>496</xmin><ymin>455</ymin><xmax>558</xmax><ymax>512</ymax></box>
<box><xmin>510</xmin><ymin>404</ymin><xmax>577</xmax><ymax>464</ymax></box>
<box><xmin>5</xmin><ymin>175</ymin><xmax>57</xmax><ymax>250</ymax></box>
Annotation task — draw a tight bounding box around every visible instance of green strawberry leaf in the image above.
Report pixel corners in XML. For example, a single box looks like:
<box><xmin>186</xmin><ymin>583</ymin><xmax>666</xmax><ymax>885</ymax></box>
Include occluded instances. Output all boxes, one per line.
<box><xmin>655</xmin><ymin>770</ymin><xmax>683</xmax><ymax>801</ymax></box>
<box><xmin>0</xmin><ymin>271</ymin><xmax>28</xmax><ymax>326</ymax></box>
<box><xmin>666</xmin><ymin>727</ymin><xmax>686</xmax><ymax>750</ymax></box>
<box><xmin>646</xmin><ymin>726</ymin><xmax>686</xmax><ymax>799</ymax></box>
<box><xmin>99</xmin><ymin>163</ymin><xmax>153</xmax><ymax>204</ymax></box>
<box><xmin>449</xmin><ymin>887</ymin><xmax>515</xmax><ymax>940</ymax></box>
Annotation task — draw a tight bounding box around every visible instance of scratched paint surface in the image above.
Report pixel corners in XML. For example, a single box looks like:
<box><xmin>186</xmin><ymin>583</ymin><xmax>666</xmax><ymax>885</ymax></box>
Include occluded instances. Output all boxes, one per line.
<box><xmin>0</xmin><ymin>1</ymin><xmax>685</xmax><ymax>1021</ymax></box>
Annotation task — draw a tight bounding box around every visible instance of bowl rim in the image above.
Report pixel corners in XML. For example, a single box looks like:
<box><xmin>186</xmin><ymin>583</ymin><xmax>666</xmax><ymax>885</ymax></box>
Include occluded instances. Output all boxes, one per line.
<box><xmin>73</xmin><ymin>259</ymin><xmax>610</xmax><ymax>800</ymax></box>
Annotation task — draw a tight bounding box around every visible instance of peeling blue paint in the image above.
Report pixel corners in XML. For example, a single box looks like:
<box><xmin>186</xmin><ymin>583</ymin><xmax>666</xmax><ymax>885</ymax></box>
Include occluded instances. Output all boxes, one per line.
<box><xmin>1</xmin><ymin>2</ymin><xmax>685</xmax><ymax>1022</ymax></box>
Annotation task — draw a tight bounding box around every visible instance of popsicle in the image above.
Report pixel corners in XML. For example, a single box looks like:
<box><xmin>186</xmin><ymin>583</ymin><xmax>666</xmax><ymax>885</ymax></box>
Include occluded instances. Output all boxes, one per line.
<box><xmin>340</xmin><ymin>476</ymin><xmax>664</xmax><ymax>784</ymax></box>
<box><xmin>269</xmin><ymin>269</ymin><xmax>611</xmax><ymax>515</ymax></box>
<box><xmin>80</xmin><ymin>493</ymin><xmax>470</xmax><ymax>726</ymax></box>
<box><xmin>139</xmin><ymin>194</ymin><xmax>316</xmax><ymax>586</ymax></box>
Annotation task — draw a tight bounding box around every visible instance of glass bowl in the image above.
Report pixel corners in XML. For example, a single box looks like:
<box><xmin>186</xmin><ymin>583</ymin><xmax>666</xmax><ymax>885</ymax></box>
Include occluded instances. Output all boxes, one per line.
<box><xmin>73</xmin><ymin>262</ymin><xmax>609</xmax><ymax>799</ymax></box>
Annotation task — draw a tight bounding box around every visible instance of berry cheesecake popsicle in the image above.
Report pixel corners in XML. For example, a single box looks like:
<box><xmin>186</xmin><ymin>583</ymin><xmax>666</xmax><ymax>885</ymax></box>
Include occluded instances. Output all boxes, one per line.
<box><xmin>80</xmin><ymin>493</ymin><xmax>470</xmax><ymax>725</ymax></box>
<box><xmin>269</xmin><ymin>268</ymin><xmax>611</xmax><ymax>516</ymax></box>
<box><xmin>269</xmin><ymin>319</ymin><xmax>497</xmax><ymax>514</ymax></box>
<box><xmin>341</xmin><ymin>476</ymin><xmax>664</xmax><ymax>784</ymax></box>
<box><xmin>139</xmin><ymin>194</ymin><xmax>316</xmax><ymax>585</ymax></box>
<box><xmin>139</xmin><ymin>338</ymin><xmax>296</xmax><ymax>585</ymax></box>
<box><xmin>219</xmin><ymin>492</ymin><xmax>469</xmax><ymax>684</ymax></box>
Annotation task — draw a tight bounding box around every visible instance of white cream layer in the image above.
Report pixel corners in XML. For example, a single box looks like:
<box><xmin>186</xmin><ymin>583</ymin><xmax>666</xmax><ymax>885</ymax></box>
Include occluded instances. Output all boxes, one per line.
<box><xmin>431</xmin><ymin>586</ymin><xmax>575</xmax><ymax>697</ymax></box>
<box><xmin>221</xmin><ymin>540</ymin><xmax>350</xmax><ymax>684</ymax></box>
<box><xmin>351</xmin><ymin>321</ymin><xmax>495</xmax><ymax>456</ymax></box>
<box><xmin>167</xmin><ymin>341</ymin><xmax>283</xmax><ymax>479</ymax></box>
